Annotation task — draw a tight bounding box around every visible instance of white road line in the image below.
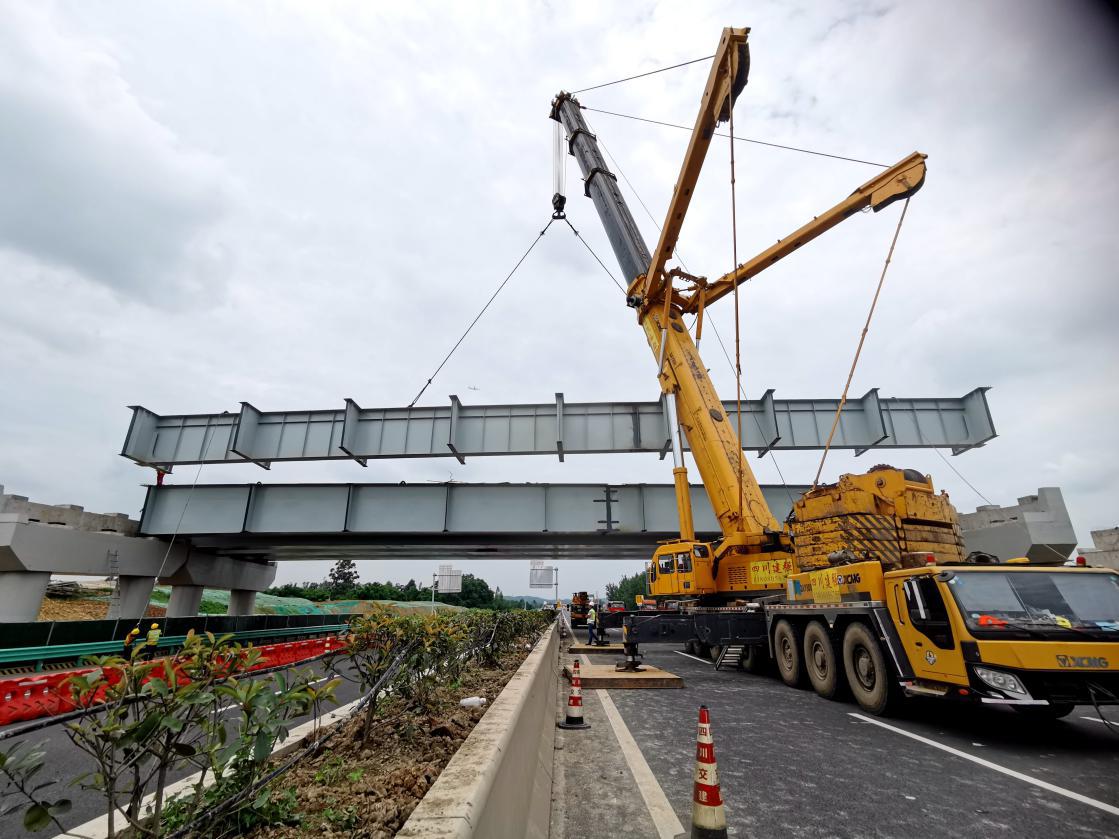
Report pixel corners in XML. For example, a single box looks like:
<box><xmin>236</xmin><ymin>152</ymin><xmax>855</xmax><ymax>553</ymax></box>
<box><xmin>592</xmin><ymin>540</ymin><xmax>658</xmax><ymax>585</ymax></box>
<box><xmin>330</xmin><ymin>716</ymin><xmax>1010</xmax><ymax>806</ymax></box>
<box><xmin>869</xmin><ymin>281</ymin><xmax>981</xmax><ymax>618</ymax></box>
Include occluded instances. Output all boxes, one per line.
<box><xmin>850</xmin><ymin>712</ymin><xmax>1119</xmax><ymax>817</ymax></box>
<box><xmin>1079</xmin><ymin>715</ymin><xmax>1118</xmax><ymax>726</ymax></box>
<box><xmin>673</xmin><ymin>650</ymin><xmax>713</xmax><ymax>666</ymax></box>
<box><xmin>215</xmin><ymin>675</ymin><xmax>333</xmax><ymax>715</ymax></box>
<box><xmin>596</xmin><ymin>688</ymin><xmax>686</xmax><ymax>839</ymax></box>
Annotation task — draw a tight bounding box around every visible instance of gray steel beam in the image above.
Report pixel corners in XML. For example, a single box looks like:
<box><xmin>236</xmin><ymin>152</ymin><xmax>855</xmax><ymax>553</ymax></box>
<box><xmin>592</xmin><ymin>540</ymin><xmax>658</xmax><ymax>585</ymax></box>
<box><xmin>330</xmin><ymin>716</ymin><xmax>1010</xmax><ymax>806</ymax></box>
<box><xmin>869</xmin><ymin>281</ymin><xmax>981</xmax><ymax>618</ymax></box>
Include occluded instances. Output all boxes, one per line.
<box><xmin>121</xmin><ymin>389</ymin><xmax>995</xmax><ymax>470</ymax></box>
<box><xmin>138</xmin><ymin>481</ymin><xmax>811</xmax><ymax>562</ymax></box>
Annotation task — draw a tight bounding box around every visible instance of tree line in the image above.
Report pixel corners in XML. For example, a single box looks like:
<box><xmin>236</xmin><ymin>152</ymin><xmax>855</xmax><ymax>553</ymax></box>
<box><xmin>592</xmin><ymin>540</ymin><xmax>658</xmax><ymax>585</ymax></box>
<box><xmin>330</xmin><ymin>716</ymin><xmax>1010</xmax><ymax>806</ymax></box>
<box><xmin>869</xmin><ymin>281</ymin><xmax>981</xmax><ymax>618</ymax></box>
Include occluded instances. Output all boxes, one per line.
<box><xmin>267</xmin><ymin>559</ymin><xmax>534</xmax><ymax>610</ymax></box>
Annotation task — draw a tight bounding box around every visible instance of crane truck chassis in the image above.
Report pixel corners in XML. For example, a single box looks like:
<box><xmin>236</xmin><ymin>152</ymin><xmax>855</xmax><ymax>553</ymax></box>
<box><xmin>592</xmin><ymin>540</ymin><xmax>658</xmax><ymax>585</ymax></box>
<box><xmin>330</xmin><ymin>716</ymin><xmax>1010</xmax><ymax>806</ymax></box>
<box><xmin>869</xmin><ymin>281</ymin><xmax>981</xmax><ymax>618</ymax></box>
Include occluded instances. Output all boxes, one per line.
<box><xmin>615</xmin><ymin>563</ymin><xmax>1119</xmax><ymax>717</ymax></box>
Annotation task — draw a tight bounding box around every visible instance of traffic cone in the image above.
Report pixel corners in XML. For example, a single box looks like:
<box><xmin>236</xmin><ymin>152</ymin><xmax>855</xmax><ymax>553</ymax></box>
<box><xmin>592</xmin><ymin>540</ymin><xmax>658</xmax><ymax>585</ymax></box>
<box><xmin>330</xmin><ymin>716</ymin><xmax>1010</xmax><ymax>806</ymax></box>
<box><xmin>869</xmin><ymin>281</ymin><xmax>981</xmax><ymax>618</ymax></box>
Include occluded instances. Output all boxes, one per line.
<box><xmin>690</xmin><ymin>705</ymin><xmax>727</xmax><ymax>838</ymax></box>
<box><xmin>557</xmin><ymin>660</ymin><xmax>590</xmax><ymax>730</ymax></box>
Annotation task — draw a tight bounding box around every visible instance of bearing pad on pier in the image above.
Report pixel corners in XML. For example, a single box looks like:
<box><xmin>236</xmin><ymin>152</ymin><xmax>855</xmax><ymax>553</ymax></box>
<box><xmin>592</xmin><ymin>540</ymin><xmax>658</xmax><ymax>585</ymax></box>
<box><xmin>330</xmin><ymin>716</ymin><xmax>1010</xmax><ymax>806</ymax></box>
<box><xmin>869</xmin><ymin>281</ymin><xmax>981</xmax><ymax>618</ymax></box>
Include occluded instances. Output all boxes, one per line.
<box><xmin>563</xmin><ymin>662</ymin><xmax>684</xmax><ymax>689</ymax></box>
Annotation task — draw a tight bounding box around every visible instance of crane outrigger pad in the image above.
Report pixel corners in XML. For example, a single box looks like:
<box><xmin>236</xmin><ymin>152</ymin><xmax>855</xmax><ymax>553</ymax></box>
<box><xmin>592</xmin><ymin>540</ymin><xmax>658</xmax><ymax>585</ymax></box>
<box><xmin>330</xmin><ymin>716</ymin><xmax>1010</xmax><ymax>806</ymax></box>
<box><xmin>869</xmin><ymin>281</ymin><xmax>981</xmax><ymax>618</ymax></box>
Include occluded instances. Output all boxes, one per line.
<box><xmin>563</xmin><ymin>662</ymin><xmax>684</xmax><ymax>689</ymax></box>
<box><xmin>567</xmin><ymin>642</ymin><xmax>625</xmax><ymax>655</ymax></box>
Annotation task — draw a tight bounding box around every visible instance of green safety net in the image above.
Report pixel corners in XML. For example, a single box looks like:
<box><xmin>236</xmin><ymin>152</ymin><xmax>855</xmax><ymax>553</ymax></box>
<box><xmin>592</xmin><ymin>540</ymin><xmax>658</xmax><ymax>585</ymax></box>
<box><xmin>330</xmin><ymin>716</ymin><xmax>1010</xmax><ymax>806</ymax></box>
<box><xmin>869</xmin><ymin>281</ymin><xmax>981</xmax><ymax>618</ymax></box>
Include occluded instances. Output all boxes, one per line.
<box><xmin>148</xmin><ymin>587</ymin><xmax>324</xmax><ymax>615</ymax></box>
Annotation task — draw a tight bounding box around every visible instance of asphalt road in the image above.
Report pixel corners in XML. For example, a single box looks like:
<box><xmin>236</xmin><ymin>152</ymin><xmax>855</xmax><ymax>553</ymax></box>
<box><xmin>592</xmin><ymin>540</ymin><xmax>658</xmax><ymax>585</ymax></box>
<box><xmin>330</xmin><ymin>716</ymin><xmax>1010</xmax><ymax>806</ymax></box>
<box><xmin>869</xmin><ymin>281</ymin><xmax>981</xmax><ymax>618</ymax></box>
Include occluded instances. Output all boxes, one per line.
<box><xmin>0</xmin><ymin>657</ymin><xmax>363</xmax><ymax>837</ymax></box>
<box><xmin>609</xmin><ymin>645</ymin><xmax>1119</xmax><ymax>839</ymax></box>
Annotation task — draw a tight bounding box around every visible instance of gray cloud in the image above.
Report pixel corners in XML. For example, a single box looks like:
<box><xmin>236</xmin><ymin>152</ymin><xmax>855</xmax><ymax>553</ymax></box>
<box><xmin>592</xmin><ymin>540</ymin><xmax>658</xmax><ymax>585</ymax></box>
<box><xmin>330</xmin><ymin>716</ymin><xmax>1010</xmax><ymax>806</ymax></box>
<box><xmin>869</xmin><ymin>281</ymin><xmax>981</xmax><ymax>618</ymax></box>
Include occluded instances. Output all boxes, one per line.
<box><xmin>0</xmin><ymin>0</ymin><xmax>1116</xmax><ymax>598</ymax></box>
<box><xmin>0</xmin><ymin>2</ymin><xmax>232</xmax><ymax>306</ymax></box>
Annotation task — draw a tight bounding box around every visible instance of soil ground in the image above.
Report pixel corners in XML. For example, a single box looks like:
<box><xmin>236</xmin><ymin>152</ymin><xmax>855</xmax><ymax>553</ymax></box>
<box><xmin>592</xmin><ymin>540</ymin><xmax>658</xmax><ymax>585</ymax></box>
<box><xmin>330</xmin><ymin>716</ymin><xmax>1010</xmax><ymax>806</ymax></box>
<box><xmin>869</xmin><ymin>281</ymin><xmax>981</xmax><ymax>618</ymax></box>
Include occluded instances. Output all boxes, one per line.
<box><xmin>253</xmin><ymin>645</ymin><xmax>532</xmax><ymax>838</ymax></box>
<box><xmin>36</xmin><ymin>595</ymin><xmax>166</xmax><ymax>621</ymax></box>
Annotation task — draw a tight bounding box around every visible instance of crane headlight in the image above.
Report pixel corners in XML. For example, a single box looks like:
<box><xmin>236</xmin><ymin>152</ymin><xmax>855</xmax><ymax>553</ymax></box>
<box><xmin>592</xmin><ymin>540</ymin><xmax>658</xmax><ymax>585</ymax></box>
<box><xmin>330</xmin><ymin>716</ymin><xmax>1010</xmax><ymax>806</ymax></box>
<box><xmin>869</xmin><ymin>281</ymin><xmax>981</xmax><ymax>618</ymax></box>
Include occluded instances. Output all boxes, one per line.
<box><xmin>973</xmin><ymin>666</ymin><xmax>1031</xmax><ymax>699</ymax></box>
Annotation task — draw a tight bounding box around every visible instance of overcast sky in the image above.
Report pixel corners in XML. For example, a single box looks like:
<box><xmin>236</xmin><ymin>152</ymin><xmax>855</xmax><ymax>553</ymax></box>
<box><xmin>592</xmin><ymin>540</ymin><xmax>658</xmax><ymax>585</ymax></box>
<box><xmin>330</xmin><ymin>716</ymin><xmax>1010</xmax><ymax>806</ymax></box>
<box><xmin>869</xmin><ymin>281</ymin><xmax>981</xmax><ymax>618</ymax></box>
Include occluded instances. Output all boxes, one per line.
<box><xmin>2</xmin><ymin>1</ymin><xmax>1117</xmax><ymax>600</ymax></box>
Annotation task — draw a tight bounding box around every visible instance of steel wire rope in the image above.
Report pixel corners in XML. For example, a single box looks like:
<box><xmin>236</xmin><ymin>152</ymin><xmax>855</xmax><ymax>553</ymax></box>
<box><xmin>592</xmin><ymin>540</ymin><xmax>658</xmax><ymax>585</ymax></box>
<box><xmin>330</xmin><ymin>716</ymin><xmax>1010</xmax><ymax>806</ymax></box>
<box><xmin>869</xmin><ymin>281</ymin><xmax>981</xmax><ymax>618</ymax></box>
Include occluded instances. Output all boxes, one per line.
<box><xmin>582</xmin><ymin>106</ymin><xmax>889</xmax><ymax>168</ymax></box>
<box><xmin>812</xmin><ymin>197</ymin><xmax>911</xmax><ymax>488</ymax></box>
<box><xmin>726</xmin><ymin>49</ymin><xmax>748</xmax><ymax>532</ymax></box>
<box><xmin>561</xmin><ymin>217</ymin><xmax>624</xmax><ymax>293</ymax></box>
<box><xmin>571</xmin><ymin>54</ymin><xmax>714</xmax><ymax>94</ymax></box>
<box><xmin>408</xmin><ymin>218</ymin><xmax>556</xmax><ymax>407</ymax></box>
<box><xmin>910</xmin><ymin>419</ymin><xmax>1079</xmax><ymax>566</ymax></box>
<box><xmin>594</xmin><ymin>125</ymin><xmax>797</xmax><ymax>505</ymax></box>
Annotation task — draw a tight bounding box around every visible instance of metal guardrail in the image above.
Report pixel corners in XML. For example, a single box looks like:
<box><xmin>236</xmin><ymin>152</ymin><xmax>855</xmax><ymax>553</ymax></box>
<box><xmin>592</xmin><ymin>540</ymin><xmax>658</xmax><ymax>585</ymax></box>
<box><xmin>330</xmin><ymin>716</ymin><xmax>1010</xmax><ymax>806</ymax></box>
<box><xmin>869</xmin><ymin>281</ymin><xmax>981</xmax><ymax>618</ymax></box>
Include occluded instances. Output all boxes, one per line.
<box><xmin>0</xmin><ymin>625</ymin><xmax>351</xmax><ymax>667</ymax></box>
<box><xmin>0</xmin><ymin>614</ymin><xmax>355</xmax><ymax>670</ymax></box>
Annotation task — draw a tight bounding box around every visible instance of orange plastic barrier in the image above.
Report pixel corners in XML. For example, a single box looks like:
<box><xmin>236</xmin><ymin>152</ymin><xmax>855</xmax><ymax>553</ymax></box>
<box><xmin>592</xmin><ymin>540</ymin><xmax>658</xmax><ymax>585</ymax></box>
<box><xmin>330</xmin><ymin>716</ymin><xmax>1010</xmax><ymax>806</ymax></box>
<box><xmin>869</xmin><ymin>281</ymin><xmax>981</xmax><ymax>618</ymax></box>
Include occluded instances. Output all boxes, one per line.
<box><xmin>0</xmin><ymin>635</ymin><xmax>341</xmax><ymax>727</ymax></box>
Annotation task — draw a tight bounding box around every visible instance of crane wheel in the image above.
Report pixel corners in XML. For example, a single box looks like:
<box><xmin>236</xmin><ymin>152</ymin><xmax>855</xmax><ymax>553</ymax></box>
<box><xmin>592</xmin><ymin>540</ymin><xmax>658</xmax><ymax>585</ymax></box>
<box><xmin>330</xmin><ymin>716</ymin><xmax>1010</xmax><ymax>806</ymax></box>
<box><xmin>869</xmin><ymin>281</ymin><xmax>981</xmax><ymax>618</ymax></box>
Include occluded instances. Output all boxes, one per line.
<box><xmin>1013</xmin><ymin>703</ymin><xmax>1074</xmax><ymax>720</ymax></box>
<box><xmin>741</xmin><ymin>644</ymin><xmax>768</xmax><ymax>674</ymax></box>
<box><xmin>842</xmin><ymin>622</ymin><xmax>897</xmax><ymax>715</ymax></box>
<box><xmin>803</xmin><ymin>621</ymin><xmax>842</xmax><ymax>700</ymax></box>
<box><xmin>773</xmin><ymin>620</ymin><xmax>805</xmax><ymax>688</ymax></box>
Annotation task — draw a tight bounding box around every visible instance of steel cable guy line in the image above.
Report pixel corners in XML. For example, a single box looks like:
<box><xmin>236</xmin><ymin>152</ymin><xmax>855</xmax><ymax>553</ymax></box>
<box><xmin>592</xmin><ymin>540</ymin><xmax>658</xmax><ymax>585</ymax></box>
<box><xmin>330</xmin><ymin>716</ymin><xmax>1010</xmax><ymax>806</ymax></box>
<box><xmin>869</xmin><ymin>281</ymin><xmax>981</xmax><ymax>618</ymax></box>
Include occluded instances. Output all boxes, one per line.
<box><xmin>571</xmin><ymin>54</ymin><xmax>714</xmax><ymax>94</ymax></box>
<box><xmin>583</xmin><ymin>106</ymin><xmax>889</xmax><ymax>168</ymax></box>
<box><xmin>408</xmin><ymin>217</ymin><xmax>555</xmax><ymax>407</ymax></box>
<box><xmin>562</xmin><ymin>217</ymin><xmax>625</xmax><ymax>293</ymax></box>
<box><xmin>813</xmin><ymin>197</ymin><xmax>912</xmax><ymax>488</ymax></box>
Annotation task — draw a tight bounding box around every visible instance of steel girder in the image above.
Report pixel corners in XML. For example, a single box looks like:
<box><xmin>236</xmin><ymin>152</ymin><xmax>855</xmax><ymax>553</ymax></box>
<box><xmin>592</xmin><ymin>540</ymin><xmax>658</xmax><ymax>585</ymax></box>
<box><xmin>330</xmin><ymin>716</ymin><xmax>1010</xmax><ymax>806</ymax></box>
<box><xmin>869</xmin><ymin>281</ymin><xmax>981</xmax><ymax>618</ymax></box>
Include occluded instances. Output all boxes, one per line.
<box><xmin>121</xmin><ymin>389</ymin><xmax>995</xmax><ymax>470</ymax></box>
<box><xmin>138</xmin><ymin>481</ymin><xmax>812</xmax><ymax>562</ymax></box>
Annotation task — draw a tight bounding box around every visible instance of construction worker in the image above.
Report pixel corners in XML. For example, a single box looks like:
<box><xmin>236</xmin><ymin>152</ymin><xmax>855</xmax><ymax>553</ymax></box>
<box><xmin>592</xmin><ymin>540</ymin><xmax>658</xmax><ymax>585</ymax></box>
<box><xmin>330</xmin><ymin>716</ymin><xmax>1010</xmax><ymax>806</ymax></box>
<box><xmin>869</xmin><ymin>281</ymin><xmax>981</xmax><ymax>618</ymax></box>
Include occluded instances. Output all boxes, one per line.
<box><xmin>586</xmin><ymin>603</ymin><xmax>597</xmax><ymax>645</ymax></box>
<box><xmin>144</xmin><ymin>622</ymin><xmax>161</xmax><ymax>659</ymax></box>
<box><xmin>123</xmin><ymin>626</ymin><xmax>141</xmax><ymax>654</ymax></box>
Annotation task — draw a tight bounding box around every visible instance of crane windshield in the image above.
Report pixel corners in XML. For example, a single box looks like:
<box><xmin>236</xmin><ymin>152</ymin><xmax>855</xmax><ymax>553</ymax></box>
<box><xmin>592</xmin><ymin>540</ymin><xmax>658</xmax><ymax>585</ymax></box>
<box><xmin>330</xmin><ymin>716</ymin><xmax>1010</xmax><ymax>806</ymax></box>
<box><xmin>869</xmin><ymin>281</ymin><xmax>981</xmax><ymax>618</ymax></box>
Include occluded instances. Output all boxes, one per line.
<box><xmin>946</xmin><ymin>570</ymin><xmax>1119</xmax><ymax>636</ymax></box>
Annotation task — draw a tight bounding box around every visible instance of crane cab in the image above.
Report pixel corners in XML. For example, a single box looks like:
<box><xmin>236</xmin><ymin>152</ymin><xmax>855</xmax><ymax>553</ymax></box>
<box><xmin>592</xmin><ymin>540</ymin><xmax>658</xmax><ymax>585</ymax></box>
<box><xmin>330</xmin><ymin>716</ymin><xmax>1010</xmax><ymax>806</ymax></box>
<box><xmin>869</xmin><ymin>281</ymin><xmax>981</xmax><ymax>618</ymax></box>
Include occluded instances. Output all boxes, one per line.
<box><xmin>647</xmin><ymin>542</ymin><xmax>718</xmax><ymax>598</ymax></box>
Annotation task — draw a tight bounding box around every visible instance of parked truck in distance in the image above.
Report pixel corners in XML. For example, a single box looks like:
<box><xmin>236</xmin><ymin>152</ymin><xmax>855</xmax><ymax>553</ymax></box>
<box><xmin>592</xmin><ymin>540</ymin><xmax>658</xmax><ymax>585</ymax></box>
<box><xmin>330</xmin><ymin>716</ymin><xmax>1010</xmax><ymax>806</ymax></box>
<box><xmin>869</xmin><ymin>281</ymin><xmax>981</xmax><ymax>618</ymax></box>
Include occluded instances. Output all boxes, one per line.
<box><xmin>569</xmin><ymin>592</ymin><xmax>590</xmax><ymax>627</ymax></box>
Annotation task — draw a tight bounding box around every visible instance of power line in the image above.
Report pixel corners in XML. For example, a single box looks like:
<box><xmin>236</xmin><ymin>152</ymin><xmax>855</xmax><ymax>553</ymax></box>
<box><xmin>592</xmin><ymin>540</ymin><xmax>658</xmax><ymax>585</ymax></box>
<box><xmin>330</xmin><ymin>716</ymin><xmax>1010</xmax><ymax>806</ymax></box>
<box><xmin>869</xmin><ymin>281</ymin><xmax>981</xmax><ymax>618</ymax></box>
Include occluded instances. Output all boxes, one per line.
<box><xmin>571</xmin><ymin>55</ymin><xmax>714</xmax><ymax>94</ymax></box>
<box><xmin>583</xmin><ymin>106</ymin><xmax>889</xmax><ymax>168</ymax></box>
<box><xmin>409</xmin><ymin>218</ymin><xmax>555</xmax><ymax>407</ymax></box>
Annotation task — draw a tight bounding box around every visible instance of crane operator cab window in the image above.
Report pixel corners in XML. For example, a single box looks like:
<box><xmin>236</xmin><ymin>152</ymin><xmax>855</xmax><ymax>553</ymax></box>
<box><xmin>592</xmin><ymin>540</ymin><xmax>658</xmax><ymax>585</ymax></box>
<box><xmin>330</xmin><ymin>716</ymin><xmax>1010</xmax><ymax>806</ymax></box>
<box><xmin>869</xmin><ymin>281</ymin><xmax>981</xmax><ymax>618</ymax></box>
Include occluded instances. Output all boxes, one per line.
<box><xmin>903</xmin><ymin>575</ymin><xmax>955</xmax><ymax>650</ymax></box>
<box><xmin>658</xmin><ymin>555</ymin><xmax>676</xmax><ymax>575</ymax></box>
<box><xmin>676</xmin><ymin>553</ymin><xmax>692</xmax><ymax>573</ymax></box>
<box><xmin>647</xmin><ymin>561</ymin><xmax>656</xmax><ymax>585</ymax></box>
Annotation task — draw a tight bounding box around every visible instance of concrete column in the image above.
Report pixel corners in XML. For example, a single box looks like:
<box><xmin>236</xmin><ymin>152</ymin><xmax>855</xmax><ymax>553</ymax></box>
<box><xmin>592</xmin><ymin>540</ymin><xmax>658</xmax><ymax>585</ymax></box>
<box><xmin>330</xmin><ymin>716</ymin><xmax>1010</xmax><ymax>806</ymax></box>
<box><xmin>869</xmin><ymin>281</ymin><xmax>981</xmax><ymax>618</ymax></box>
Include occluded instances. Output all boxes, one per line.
<box><xmin>0</xmin><ymin>571</ymin><xmax>51</xmax><ymax>622</ymax></box>
<box><xmin>227</xmin><ymin>589</ymin><xmax>257</xmax><ymax>616</ymax></box>
<box><xmin>167</xmin><ymin>585</ymin><xmax>204</xmax><ymax>617</ymax></box>
<box><xmin>108</xmin><ymin>576</ymin><xmax>157</xmax><ymax>620</ymax></box>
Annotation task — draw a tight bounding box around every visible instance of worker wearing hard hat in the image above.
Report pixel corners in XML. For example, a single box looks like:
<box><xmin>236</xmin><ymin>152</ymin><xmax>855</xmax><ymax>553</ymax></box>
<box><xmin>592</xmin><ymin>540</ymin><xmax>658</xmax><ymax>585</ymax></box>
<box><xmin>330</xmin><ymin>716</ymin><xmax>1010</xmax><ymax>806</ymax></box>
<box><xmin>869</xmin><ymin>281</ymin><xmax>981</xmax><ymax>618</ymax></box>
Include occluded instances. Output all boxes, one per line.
<box><xmin>586</xmin><ymin>603</ymin><xmax>598</xmax><ymax>645</ymax></box>
<box><xmin>144</xmin><ymin>623</ymin><xmax>161</xmax><ymax>659</ymax></box>
<box><xmin>123</xmin><ymin>626</ymin><xmax>141</xmax><ymax>655</ymax></box>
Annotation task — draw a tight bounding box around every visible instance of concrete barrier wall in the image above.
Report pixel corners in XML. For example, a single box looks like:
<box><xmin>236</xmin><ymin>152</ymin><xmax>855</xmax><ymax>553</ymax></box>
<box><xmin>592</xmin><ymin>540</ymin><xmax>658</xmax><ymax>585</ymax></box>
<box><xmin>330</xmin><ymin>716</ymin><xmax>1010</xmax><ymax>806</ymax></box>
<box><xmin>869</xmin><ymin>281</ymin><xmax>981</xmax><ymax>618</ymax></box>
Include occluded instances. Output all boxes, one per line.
<box><xmin>398</xmin><ymin>622</ymin><xmax>560</xmax><ymax>839</ymax></box>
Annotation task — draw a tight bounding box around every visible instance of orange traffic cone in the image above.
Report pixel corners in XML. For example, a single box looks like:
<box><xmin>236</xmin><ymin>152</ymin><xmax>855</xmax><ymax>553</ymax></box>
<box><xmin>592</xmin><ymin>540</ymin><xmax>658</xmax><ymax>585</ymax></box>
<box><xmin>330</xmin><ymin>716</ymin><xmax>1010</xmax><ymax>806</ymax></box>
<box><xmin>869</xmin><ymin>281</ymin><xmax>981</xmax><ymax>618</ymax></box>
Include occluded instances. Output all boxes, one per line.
<box><xmin>690</xmin><ymin>705</ymin><xmax>727</xmax><ymax>838</ymax></box>
<box><xmin>557</xmin><ymin>660</ymin><xmax>590</xmax><ymax>730</ymax></box>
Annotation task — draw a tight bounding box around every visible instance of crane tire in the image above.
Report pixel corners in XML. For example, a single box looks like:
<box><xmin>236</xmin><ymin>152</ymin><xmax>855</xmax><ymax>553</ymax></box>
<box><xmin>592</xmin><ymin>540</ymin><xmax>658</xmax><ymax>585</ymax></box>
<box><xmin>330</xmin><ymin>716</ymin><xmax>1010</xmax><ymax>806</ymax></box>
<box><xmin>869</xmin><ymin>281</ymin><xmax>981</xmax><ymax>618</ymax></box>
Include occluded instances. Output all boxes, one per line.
<box><xmin>773</xmin><ymin>619</ymin><xmax>805</xmax><ymax>688</ymax></box>
<box><xmin>842</xmin><ymin>621</ymin><xmax>897</xmax><ymax>715</ymax></box>
<box><xmin>1014</xmin><ymin>703</ymin><xmax>1074</xmax><ymax>720</ymax></box>
<box><xmin>741</xmin><ymin>644</ymin><xmax>768</xmax><ymax>674</ymax></box>
<box><xmin>803</xmin><ymin>621</ymin><xmax>841</xmax><ymax>700</ymax></box>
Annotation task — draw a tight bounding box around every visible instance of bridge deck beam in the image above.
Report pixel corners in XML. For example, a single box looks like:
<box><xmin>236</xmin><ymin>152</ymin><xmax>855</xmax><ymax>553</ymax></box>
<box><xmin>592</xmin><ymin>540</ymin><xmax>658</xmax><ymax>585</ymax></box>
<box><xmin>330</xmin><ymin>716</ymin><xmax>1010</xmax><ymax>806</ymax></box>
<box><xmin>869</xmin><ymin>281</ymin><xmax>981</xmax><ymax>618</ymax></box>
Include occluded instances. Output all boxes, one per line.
<box><xmin>121</xmin><ymin>389</ymin><xmax>995</xmax><ymax>470</ymax></box>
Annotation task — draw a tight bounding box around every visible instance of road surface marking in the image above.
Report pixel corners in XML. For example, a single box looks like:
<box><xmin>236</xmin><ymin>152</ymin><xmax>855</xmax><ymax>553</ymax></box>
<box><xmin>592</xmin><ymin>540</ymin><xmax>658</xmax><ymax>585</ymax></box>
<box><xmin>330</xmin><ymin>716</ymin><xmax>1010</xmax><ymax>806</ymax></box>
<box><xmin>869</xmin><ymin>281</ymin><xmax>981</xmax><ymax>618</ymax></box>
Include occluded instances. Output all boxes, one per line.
<box><xmin>674</xmin><ymin>650</ymin><xmax>713</xmax><ymax>665</ymax></box>
<box><xmin>217</xmin><ymin>675</ymin><xmax>334</xmax><ymax>714</ymax></box>
<box><xmin>1080</xmin><ymin>715</ymin><xmax>1117</xmax><ymax>726</ymax></box>
<box><xmin>597</xmin><ymin>688</ymin><xmax>686</xmax><ymax>839</ymax></box>
<box><xmin>850</xmin><ymin>712</ymin><xmax>1119</xmax><ymax>817</ymax></box>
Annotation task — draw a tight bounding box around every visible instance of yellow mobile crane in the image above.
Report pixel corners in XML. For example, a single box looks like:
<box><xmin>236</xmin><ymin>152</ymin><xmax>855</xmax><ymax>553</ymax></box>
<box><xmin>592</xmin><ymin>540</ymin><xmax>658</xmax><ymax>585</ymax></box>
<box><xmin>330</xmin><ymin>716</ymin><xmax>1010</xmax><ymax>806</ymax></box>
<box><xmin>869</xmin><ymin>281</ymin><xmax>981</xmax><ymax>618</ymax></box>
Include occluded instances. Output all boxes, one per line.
<box><xmin>552</xmin><ymin>27</ymin><xmax>1119</xmax><ymax>717</ymax></box>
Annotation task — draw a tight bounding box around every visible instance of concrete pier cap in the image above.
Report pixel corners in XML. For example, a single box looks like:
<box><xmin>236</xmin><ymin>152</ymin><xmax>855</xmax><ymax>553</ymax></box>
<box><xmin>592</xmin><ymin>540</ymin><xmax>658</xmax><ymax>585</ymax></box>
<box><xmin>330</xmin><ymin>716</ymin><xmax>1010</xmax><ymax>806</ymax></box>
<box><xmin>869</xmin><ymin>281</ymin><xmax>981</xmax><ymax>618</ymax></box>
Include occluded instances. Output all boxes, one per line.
<box><xmin>0</xmin><ymin>490</ymin><xmax>276</xmax><ymax>622</ymax></box>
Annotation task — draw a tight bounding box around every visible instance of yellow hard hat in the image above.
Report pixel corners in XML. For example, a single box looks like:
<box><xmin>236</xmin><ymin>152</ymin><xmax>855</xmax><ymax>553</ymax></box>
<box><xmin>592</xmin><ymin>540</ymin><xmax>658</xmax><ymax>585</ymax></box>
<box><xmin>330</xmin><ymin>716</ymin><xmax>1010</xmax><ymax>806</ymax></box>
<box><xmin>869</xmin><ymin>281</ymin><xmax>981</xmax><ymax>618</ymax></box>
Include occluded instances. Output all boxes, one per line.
<box><xmin>151</xmin><ymin>623</ymin><xmax>159</xmax><ymax>629</ymax></box>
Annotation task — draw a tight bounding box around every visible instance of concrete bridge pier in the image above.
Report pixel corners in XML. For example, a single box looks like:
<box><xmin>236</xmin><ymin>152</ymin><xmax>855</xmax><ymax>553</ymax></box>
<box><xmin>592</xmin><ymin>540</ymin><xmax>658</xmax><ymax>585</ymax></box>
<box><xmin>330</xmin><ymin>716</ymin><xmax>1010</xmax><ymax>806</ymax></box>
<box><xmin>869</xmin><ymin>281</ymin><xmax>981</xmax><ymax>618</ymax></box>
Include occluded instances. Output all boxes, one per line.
<box><xmin>108</xmin><ymin>575</ymin><xmax>157</xmax><ymax>620</ymax></box>
<box><xmin>228</xmin><ymin>589</ymin><xmax>258</xmax><ymax>615</ymax></box>
<box><xmin>0</xmin><ymin>571</ymin><xmax>50</xmax><ymax>622</ymax></box>
<box><xmin>167</xmin><ymin>585</ymin><xmax>205</xmax><ymax>618</ymax></box>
